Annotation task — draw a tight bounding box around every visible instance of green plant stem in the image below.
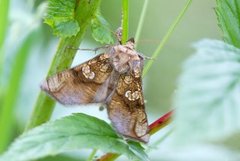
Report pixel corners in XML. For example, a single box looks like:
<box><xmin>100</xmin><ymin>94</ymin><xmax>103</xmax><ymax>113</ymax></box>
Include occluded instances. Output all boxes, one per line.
<box><xmin>142</xmin><ymin>0</ymin><xmax>192</xmax><ymax>76</ymax></box>
<box><xmin>25</xmin><ymin>0</ymin><xmax>102</xmax><ymax>130</ymax></box>
<box><xmin>135</xmin><ymin>0</ymin><xmax>149</xmax><ymax>49</ymax></box>
<box><xmin>0</xmin><ymin>0</ymin><xmax>9</xmax><ymax>47</ymax></box>
<box><xmin>0</xmin><ymin>31</ymin><xmax>38</xmax><ymax>153</ymax></box>
<box><xmin>0</xmin><ymin>0</ymin><xmax>10</xmax><ymax>78</ymax></box>
<box><xmin>121</xmin><ymin>0</ymin><xmax>129</xmax><ymax>44</ymax></box>
<box><xmin>87</xmin><ymin>149</ymin><xmax>97</xmax><ymax>161</ymax></box>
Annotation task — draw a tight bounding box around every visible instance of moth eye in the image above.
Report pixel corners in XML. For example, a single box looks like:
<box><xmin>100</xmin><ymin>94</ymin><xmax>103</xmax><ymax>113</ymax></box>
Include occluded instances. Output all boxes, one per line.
<box><xmin>124</xmin><ymin>75</ymin><xmax>133</xmax><ymax>84</ymax></box>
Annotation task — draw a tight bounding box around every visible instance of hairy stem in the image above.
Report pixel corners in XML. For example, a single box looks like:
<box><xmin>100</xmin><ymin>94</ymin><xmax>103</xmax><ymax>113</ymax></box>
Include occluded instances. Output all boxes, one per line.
<box><xmin>0</xmin><ymin>0</ymin><xmax>9</xmax><ymax>79</ymax></box>
<box><xmin>121</xmin><ymin>0</ymin><xmax>129</xmax><ymax>44</ymax></box>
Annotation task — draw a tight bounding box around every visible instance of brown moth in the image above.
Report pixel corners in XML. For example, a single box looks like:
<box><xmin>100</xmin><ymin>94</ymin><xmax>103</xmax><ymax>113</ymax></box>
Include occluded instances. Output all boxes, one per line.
<box><xmin>41</xmin><ymin>36</ymin><xmax>149</xmax><ymax>143</ymax></box>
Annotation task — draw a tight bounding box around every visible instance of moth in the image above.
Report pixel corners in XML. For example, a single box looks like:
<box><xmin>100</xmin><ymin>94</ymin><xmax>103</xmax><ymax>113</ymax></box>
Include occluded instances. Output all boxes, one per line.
<box><xmin>41</xmin><ymin>35</ymin><xmax>149</xmax><ymax>143</ymax></box>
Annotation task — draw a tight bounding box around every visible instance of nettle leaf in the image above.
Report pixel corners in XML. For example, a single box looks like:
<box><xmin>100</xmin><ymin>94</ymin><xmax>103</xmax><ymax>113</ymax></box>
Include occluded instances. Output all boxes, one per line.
<box><xmin>0</xmin><ymin>113</ymin><xmax>148</xmax><ymax>161</ymax></box>
<box><xmin>174</xmin><ymin>39</ymin><xmax>240</xmax><ymax>144</ymax></box>
<box><xmin>91</xmin><ymin>14</ymin><xmax>114</xmax><ymax>44</ymax></box>
<box><xmin>44</xmin><ymin>0</ymin><xmax>80</xmax><ymax>37</ymax></box>
<box><xmin>216</xmin><ymin>0</ymin><xmax>240</xmax><ymax>48</ymax></box>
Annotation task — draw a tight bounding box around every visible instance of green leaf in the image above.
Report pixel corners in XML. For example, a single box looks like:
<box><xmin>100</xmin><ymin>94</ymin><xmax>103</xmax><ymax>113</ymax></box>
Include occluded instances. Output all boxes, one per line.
<box><xmin>216</xmin><ymin>0</ymin><xmax>240</xmax><ymax>48</ymax></box>
<box><xmin>174</xmin><ymin>39</ymin><xmax>240</xmax><ymax>144</ymax></box>
<box><xmin>127</xmin><ymin>141</ymin><xmax>149</xmax><ymax>161</ymax></box>
<box><xmin>0</xmin><ymin>113</ymin><xmax>148</xmax><ymax>161</ymax></box>
<box><xmin>91</xmin><ymin>14</ymin><xmax>114</xmax><ymax>44</ymax></box>
<box><xmin>44</xmin><ymin>0</ymin><xmax>80</xmax><ymax>37</ymax></box>
<box><xmin>38</xmin><ymin>154</ymin><xmax>84</xmax><ymax>161</ymax></box>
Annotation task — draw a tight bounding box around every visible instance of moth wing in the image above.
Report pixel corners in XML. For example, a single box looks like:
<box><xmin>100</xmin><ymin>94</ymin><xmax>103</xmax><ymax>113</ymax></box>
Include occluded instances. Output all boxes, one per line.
<box><xmin>41</xmin><ymin>53</ymin><xmax>113</xmax><ymax>105</ymax></box>
<box><xmin>106</xmin><ymin>72</ymin><xmax>149</xmax><ymax>142</ymax></box>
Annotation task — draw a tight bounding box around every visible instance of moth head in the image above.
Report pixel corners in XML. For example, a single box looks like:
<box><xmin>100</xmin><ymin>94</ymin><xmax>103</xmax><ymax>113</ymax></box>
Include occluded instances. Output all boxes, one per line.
<box><xmin>125</xmin><ymin>38</ymin><xmax>135</xmax><ymax>50</ymax></box>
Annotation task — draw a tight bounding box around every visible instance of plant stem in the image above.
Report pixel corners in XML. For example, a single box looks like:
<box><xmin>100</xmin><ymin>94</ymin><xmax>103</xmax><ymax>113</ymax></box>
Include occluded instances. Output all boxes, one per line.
<box><xmin>0</xmin><ymin>0</ymin><xmax>10</xmax><ymax>80</ymax></box>
<box><xmin>25</xmin><ymin>0</ymin><xmax>102</xmax><ymax>130</ymax></box>
<box><xmin>148</xmin><ymin>110</ymin><xmax>173</xmax><ymax>135</ymax></box>
<box><xmin>143</xmin><ymin>0</ymin><xmax>192</xmax><ymax>76</ymax></box>
<box><xmin>135</xmin><ymin>0</ymin><xmax>149</xmax><ymax>49</ymax></box>
<box><xmin>0</xmin><ymin>31</ymin><xmax>38</xmax><ymax>153</ymax></box>
<box><xmin>97</xmin><ymin>153</ymin><xmax>120</xmax><ymax>161</ymax></box>
<box><xmin>121</xmin><ymin>0</ymin><xmax>129</xmax><ymax>44</ymax></box>
<box><xmin>0</xmin><ymin>0</ymin><xmax>9</xmax><ymax>47</ymax></box>
<box><xmin>87</xmin><ymin>149</ymin><xmax>98</xmax><ymax>161</ymax></box>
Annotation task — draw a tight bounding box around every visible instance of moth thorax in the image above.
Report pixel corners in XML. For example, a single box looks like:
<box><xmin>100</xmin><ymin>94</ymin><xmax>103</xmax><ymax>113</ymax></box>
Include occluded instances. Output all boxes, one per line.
<box><xmin>112</xmin><ymin>54</ymin><xmax>129</xmax><ymax>73</ymax></box>
<box><xmin>125</xmin><ymin>39</ymin><xmax>135</xmax><ymax>50</ymax></box>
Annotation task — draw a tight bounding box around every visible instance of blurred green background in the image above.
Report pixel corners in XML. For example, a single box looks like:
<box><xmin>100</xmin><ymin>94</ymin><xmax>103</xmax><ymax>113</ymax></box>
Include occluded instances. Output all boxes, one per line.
<box><xmin>0</xmin><ymin>0</ymin><xmax>219</xmax><ymax>160</ymax></box>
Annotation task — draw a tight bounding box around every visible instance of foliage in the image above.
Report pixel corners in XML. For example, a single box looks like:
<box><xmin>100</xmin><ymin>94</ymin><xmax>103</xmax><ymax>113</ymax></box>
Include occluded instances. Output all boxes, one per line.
<box><xmin>91</xmin><ymin>13</ymin><xmax>114</xmax><ymax>44</ymax></box>
<box><xmin>44</xmin><ymin>0</ymin><xmax>80</xmax><ymax>37</ymax></box>
<box><xmin>1</xmin><ymin>0</ymin><xmax>240</xmax><ymax>160</ymax></box>
<box><xmin>174</xmin><ymin>39</ymin><xmax>240</xmax><ymax>144</ymax></box>
<box><xmin>44</xmin><ymin>0</ymin><xmax>114</xmax><ymax>42</ymax></box>
<box><xmin>216</xmin><ymin>0</ymin><xmax>240</xmax><ymax>48</ymax></box>
<box><xmin>0</xmin><ymin>114</ymin><xmax>147</xmax><ymax>161</ymax></box>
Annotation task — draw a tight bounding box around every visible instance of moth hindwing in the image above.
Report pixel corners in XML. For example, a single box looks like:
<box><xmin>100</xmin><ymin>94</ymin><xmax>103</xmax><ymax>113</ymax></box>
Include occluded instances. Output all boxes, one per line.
<box><xmin>41</xmin><ymin>39</ymin><xmax>149</xmax><ymax>143</ymax></box>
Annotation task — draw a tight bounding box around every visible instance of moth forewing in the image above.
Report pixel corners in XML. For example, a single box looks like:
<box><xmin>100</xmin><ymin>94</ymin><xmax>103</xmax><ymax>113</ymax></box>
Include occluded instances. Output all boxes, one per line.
<box><xmin>40</xmin><ymin>53</ymin><xmax>113</xmax><ymax>105</ymax></box>
<box><xmin>106</xmin><ymin>57</ymin><xmax>149</xmax><ymax>142</ymax></box>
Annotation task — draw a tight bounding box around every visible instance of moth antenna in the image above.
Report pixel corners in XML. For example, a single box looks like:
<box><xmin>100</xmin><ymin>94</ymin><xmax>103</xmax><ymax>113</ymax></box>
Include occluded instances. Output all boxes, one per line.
<box><xmin>66</xmin><ymin>45</ymin><xmax>112</xmax><ymax>54</ymax></box>
<box><xmin>138</xmin><ymin>52</ymin><xmax>154</xmax><ymax>60</ymax></box>
<box><xmin>144</xmin><ymin>56</ymin><xmax>154</xmax><ymax>60</ymax></box>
